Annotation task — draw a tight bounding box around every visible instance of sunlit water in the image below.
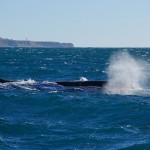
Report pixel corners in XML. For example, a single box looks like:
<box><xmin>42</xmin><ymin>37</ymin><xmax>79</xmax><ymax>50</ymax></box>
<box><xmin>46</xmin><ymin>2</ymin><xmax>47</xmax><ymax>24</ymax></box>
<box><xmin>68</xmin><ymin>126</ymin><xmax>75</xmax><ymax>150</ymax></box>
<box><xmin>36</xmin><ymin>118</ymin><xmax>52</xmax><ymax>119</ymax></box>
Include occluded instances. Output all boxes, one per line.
<box><xmin>0</xmin><ymin>48</ymin><xmax>150</xmax><ymax>149</ymax></box>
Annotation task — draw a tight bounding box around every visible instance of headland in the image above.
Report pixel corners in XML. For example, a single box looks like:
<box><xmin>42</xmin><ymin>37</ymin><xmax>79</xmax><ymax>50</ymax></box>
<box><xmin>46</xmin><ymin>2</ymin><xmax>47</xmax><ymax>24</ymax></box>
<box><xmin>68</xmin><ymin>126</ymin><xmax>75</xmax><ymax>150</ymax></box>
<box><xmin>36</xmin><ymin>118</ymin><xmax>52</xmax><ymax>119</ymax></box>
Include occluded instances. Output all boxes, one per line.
<box><xmin>0</xmin><ymin>37</ymin><xmax>74</xmax><ymax>48</ymax></box>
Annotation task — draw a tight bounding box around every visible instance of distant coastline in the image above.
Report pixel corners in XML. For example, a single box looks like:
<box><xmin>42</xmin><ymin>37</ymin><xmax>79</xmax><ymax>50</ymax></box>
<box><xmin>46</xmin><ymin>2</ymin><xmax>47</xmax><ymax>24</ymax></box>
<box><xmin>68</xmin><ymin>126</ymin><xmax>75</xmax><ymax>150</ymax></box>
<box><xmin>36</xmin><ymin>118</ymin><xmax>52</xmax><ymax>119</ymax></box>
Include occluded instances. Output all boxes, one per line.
<box><xmin>0</xmin><ymin>37</ymin><xmax>74</xmax><ymax>48</ymax></box>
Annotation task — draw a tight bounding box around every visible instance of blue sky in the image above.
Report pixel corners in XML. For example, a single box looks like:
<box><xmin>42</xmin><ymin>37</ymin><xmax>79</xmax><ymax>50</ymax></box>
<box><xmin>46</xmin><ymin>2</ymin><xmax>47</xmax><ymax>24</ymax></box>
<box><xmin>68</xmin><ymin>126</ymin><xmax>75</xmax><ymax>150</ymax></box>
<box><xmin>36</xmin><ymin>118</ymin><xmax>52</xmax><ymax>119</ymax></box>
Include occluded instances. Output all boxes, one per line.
<box><xmin>1</xmin><ymin>0</ymin><xmax>150</xmax><ymax>47</ymax></box>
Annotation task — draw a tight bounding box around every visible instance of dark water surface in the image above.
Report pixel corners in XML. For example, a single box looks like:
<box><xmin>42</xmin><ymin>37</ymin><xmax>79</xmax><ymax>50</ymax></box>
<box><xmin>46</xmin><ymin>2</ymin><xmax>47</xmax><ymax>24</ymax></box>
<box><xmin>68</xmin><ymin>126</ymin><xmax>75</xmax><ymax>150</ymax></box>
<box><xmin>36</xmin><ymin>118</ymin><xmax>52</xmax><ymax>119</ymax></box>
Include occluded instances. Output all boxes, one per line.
<box><xmin>0</xmin><ymin>48</ymin><xmax>150</xmax><ymax>149</ymax></box>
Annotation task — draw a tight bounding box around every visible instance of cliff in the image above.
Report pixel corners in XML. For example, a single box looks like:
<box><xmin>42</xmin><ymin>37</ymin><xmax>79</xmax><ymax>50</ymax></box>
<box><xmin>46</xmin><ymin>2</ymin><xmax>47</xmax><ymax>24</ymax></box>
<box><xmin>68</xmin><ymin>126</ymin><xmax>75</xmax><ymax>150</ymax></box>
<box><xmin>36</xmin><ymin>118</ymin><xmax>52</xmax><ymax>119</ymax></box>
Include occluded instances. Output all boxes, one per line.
<box><xmin>0</xmin><ymin>37</ymin><xmax>74</xmax><ymax>48</ymax></box>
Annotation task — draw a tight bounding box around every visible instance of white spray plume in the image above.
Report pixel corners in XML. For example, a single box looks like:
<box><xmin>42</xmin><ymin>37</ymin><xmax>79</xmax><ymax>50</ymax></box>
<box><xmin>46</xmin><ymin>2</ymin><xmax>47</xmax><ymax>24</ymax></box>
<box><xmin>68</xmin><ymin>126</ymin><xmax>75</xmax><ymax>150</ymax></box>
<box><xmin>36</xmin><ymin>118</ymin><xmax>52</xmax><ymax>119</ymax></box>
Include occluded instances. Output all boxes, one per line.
<box><xmin>104</xmin><ymin>51</ymin><xmax>149</xmax><ymax>95</ymax></box>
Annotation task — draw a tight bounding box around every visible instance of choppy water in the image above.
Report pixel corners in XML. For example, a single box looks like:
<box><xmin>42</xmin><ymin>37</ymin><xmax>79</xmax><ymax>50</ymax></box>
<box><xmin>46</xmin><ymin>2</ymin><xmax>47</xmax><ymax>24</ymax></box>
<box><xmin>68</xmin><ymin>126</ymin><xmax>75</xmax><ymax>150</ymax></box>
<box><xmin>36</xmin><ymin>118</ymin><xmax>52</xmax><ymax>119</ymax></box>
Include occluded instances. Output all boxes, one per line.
<box><xmin>0</xmin><ymin>47</ymin><xmax>150</xmax><ymax>149</ymax></box>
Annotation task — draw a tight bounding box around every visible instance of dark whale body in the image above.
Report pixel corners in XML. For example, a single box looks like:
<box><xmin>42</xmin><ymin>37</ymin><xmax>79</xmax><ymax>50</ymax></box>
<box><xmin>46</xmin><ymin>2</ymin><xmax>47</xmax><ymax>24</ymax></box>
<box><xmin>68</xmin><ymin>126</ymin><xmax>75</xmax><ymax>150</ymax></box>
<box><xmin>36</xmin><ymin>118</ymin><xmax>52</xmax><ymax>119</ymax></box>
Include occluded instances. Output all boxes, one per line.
<box><xmin>0</xmin><ymin>78</ymin><xmax>107</xmax><ymax>87</ymax></box>
<box><xmin>56</xmin><ymin>81</ymin><xmax>107</xmax><ymax>87</ymax></box>
<box><xmin>0</xmin><ymin>78</ymin><xmax>14</xmax><ymax>83</ymax></box>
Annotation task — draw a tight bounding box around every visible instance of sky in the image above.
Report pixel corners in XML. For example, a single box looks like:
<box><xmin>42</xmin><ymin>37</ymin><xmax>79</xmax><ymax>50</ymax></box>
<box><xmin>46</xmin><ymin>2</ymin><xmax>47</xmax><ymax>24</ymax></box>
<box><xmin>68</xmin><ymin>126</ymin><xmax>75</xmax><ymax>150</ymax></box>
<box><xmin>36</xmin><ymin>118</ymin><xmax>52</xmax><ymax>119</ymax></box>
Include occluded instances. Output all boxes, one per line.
<box><xmin>0</xmin><ymin>0</ymin><xmax>150</xmax><ymax>47</ymax></box>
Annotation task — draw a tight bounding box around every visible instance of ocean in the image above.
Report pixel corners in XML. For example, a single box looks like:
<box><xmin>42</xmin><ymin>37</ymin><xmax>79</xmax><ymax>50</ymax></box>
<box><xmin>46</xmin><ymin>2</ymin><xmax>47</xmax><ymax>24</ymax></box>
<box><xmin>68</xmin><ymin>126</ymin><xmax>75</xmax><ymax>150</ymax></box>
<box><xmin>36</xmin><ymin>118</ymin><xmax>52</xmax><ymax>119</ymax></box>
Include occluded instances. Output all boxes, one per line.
<box><xmin>0</xmin><ymin>47</ymin><xmax>150</xmax><ymax>150</ymax></box>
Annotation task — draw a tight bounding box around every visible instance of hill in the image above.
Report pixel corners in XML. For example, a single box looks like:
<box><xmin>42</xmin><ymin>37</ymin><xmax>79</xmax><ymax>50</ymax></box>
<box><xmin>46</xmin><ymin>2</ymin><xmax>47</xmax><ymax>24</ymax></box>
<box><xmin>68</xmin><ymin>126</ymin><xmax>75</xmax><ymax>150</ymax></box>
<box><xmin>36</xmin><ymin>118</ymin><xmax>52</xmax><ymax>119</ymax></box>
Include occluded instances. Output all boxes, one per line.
<box><xmin>0</xmin><ymin>37</ymin><xmax>74</xmax><ymax>48</ymax></box>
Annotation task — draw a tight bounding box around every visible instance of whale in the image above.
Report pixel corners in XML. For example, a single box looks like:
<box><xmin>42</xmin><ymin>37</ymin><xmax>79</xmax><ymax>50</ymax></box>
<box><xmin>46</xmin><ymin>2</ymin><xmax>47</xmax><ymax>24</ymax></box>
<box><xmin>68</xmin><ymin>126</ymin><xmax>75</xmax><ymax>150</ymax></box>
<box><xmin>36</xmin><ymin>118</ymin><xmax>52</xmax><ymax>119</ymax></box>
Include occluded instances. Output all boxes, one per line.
<box><xmin>0</xmin><ymin>78</ymin><xmax>107</xmax><ymax>87</ymax></box>
<box><xmin>56</xmin><ymin>81</ymin><xmax>107</xmax><ymax>87</ymax></box>
<box><xmin>0</xmin><ymin>78</ymin><xmax>14</xmax><ymax>83</ymax></box>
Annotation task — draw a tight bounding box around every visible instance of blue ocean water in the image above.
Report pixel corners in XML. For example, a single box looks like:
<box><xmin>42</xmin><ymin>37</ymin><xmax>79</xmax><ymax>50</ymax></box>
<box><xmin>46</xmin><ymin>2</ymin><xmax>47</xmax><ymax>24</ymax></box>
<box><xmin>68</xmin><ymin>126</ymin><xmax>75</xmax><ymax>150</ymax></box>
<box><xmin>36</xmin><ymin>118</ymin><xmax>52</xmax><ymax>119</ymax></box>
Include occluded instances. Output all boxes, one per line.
<box><xmin>0</xmin><ymin>47</ymin><xmax>150</xmax><ymax>150</ymax></box>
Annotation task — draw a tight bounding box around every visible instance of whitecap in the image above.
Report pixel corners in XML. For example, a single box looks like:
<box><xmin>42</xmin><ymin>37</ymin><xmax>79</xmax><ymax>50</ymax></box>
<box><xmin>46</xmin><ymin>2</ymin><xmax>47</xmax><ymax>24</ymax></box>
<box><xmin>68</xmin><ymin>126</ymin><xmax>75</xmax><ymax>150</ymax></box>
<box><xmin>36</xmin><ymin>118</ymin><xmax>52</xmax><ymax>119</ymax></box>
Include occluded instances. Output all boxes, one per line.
<box><xmin>80</xmin><ymin>77</ymin><xmax>88</xmax><ymax>81</ymax></box>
